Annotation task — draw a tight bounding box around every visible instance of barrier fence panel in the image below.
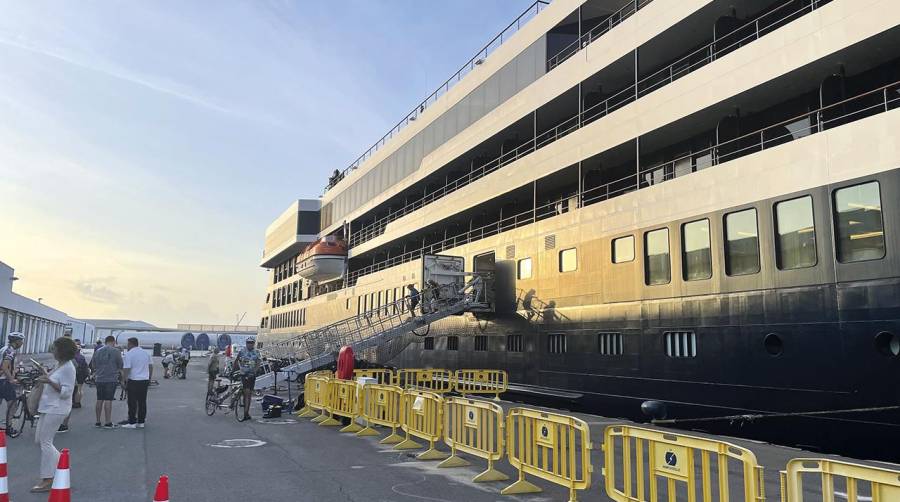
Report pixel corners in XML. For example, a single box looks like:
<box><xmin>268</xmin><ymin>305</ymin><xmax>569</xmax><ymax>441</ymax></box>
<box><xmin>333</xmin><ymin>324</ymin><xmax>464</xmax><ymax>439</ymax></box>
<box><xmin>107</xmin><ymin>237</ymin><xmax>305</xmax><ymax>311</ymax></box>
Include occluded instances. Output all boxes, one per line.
<box><xmin>306</xmin><ymin>375</ymin><xmax>334</xmax><ymax>424</ymax></box>
<box><xmin>603</xmin><ymin>425</ymin><xmax>765</xmax><ymax>502</ymax></box>
<box><xmin>502</xmin><ymin>408</ymin><xmax>592</xmax><ymax>502</ymax></box>
<box><xmin>353</xmin><ymin>368</ymin><xmax>394</xmax><ymax>385</ymax></box>
<box><xmin>396</xmin><ymin>390</ymin><xmax>448</xmax><ymax>461</ymax></box>
<box><xmin>440</xmin><ymin>397</ymin><xmax>508</xmax><ymax>482</ymax></box>
<box><xmin>328</xmin><ymin>379</ymin><xmax>363</xmax><ymax>433</ymax></box>
<box><xmin>781</xmin><ymin>458</ymin><xmax>900</xmax><ymax>502</ymax></box>
<box><xmin>395</xmin><ymin>369</ymin><xmax>454</xmax><ymax>393</ymax></box>
<box><xmin>453</xmin><ymin>370</ymin><xmax>508</xmax><ymax>400</ymax></box>
<box><xmin>296</xmin><ymin>373</ymin><xmax>316</xmax><ymax>417</ymax></box>
<box><xmin>357</xmin><ymin>384</ymin><xmax>405</xmax><ymax>444</ymax></box>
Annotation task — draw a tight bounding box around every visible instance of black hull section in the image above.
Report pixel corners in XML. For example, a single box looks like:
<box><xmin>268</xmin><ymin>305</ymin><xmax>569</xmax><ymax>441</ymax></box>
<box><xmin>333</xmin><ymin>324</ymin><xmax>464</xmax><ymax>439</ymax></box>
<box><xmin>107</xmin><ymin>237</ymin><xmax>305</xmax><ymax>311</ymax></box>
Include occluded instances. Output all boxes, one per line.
<box><xmin>385</xmin><ymin>279</ymin><xmax>900</xmax><ymax>462</ymax></box>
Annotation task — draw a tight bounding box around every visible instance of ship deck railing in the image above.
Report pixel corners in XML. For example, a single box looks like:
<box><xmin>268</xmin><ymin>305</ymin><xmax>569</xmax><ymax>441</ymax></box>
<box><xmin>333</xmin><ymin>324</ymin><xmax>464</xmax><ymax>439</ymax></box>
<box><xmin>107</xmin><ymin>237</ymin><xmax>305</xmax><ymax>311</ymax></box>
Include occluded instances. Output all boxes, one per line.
<box><xmin>344</xmin><ymin>78</ymin><xmax>900</xmax><ymax>287</ymax></box>
<box><xmin>347</xmin><ymin>0</ymin><xmax>833</xmax><ymax>250</ymax></box>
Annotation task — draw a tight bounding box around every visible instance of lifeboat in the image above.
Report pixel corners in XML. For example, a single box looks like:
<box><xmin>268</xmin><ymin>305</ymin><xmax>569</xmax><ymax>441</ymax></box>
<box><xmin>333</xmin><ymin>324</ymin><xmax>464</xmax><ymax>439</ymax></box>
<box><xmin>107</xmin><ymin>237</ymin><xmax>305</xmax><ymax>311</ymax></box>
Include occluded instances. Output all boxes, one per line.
<box><xmin>296</xmin><ymin>236</ymin><xmax>347</xmax><ymax>282</ymax></box>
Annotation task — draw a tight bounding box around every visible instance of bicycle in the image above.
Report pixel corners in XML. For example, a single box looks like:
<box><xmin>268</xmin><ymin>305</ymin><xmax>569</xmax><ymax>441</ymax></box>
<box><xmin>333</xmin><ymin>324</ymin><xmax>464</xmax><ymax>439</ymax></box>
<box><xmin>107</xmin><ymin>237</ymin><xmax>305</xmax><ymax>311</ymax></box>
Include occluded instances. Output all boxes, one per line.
<box><xmin>172</xmin><ymin>361</ymin><xmax>186</xmax><ymax>380</ymax></box>
<box><xmin>6</xmin><ymin>367</ymin><xmax>44</xmax><ymax>438</ymax></box>
<box><xmin>205</xmin><ymin>374</ymin><xmax>244</xmax><ymax>422</ymax></box>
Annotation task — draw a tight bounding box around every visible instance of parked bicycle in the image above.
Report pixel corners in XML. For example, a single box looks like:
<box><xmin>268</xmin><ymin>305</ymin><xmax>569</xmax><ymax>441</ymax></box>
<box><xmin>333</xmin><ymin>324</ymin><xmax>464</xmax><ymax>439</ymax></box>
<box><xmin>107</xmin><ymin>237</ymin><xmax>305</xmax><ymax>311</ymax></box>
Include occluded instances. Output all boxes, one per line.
<box><xmin>6</xmin><ymin>366</ymin><xmax>44</xmax><ymax>438</ymax></box>
<box><xmin>204</xmin><ymin>373</ymin><xmax>244</xmax><ymax>422</ymax></box>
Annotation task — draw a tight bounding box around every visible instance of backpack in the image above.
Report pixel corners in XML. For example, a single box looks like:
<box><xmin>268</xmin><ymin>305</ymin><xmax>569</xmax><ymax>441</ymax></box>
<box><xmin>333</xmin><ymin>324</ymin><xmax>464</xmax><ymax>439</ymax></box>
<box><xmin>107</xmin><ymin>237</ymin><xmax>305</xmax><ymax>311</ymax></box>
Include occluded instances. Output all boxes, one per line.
<box><xmin>75</xmin><ymin>353</ymin><xmax>89</xmax><ymax>383</ymax></box>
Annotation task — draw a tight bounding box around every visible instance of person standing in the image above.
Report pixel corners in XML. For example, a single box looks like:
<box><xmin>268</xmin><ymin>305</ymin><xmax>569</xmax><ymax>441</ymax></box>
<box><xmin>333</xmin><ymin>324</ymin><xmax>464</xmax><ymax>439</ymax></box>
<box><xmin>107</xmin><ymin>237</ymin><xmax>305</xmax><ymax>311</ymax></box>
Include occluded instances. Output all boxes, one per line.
<box><xmin>30</xmin><ymin>337</ymin><xmax>77</xmax><ymax>493</ymax></box>
<box><xmin>0</xmin><ymin>332</ymin><xmax>24</xmax><ymax>427</ymax></box>
<box><xmin>207</xmin><ymin>348</ymin><xmax>221</xmax><ymax>395</ymax></box>
<box><xmin>233</xmin><ymin>338</ymin><xmax>260</xmax><ymax>422</ymax></box>
<box><xmin>406</xmin><ymin>284</ymin><xmax>420</xmax><ymax>317</ymax></box>
<box><xmin>122</xmin><ymin>338</ymin><xmax>152</xmax><ymax>429</ymax></box>
<box><xmin>90</xmin><ymin>336</ymin><xmax>123</xmax><ymax>428</ymax></box>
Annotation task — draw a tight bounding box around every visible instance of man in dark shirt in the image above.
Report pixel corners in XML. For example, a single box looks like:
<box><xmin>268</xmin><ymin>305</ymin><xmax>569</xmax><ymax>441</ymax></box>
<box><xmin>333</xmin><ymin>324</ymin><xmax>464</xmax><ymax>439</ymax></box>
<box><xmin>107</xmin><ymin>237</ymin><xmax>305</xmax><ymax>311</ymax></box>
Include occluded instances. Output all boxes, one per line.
<box><xmin>406</xmin><ymin>284</ymin><xmax>420</xmax><ymax>317</ymax></box>
<box><xmin>90</xmin><ymin>336</ymin><xmax>123</xmax><ymax>428</ymax></box>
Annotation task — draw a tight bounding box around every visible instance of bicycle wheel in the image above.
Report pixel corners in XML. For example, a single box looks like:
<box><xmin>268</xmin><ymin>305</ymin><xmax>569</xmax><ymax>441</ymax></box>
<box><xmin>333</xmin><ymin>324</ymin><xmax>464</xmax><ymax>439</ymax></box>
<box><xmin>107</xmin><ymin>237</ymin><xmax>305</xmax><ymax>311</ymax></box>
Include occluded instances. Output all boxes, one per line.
<box><xmin>232</xmin><ymin>393</ymin><xmax>244</xmax><ymax>422</ymax></box>
<box><xmin>6</xmin><ymin>398</ymin><xmax>26</xmax><ymax>438</ymax></box>
<box><xmin>205</xmin><ymin>392</ymin><xmax>218</xmax><ymax>416</ymax></box>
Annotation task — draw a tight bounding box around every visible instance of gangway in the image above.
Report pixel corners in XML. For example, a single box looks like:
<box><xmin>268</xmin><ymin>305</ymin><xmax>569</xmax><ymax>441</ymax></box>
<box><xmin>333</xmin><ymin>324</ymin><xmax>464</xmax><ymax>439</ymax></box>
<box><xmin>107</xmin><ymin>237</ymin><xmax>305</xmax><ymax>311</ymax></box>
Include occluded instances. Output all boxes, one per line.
<box><xmin>255</xmin><ymin>256</ymin><xmax>489</xmax><ymax>390</ymax></box>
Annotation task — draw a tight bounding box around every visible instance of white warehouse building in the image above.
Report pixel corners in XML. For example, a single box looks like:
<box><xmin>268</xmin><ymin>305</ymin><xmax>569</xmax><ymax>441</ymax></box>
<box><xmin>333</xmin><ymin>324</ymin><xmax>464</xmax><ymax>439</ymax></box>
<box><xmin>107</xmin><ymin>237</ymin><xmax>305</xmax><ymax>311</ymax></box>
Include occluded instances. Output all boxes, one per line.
<box><xmin>0</xmin><ymin>261</ymin><xmax>69</xmax><ymax>354</ymax></box>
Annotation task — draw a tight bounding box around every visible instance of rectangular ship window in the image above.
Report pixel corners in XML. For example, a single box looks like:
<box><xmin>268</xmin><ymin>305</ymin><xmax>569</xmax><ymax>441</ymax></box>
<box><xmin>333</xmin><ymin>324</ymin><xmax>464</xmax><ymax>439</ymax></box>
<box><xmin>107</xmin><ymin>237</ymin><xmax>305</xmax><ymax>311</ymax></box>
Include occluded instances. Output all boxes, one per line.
<box><xmin>775</xmin><ymin>196</ymin><xmax>817</xmax><ymax>270</ymax></box>
<box><xmin>598</xmin><ymin>332</ymin><xmax>623</xmax><ymax>355</ymax></box>
<box><xmin>424</xmin><ymin>337</ymin><xmax>434</xmax><ymax>350</ymax></box>
<box><xmin>507</xmin><ymin>334</ymin><xmax>523</xmax><ymax>353</ymax></box>
<box><xmin>612</xmin><ymin>235</ymin><xmax>635</xmax><ymax>263</ymax></box>
<box><xmin>682</xmin><ymin>219</ymin><xmax>712</xmax><ymax>281</ymax></box>
<box><xmin>474</xmin><ymin>336</ymin><xmax>488</xmax><ymax>352</ymax></box>
<box><xmin>644</xmin><ymin>228</ymin><xmax>671</xmax><ymax>285</ymax></box>
<box><xmin>559</xmin><ymin>248</ymin><xmax>577</xmax><ymax>273</ymax></box>
<box><xmin>664</xmin><ymin>331</ymin><xmax>697</xmax><ymax>358</ymax></box>
<box><xmin>446</xmin><ymin>336</ymin><xmax>459</xmax><ymax>351</ymax></box>
<box><xmin>548</xmin><ymin>333</ymin><xmax>567</xmax><ymax>354</ymax></box>
<box><xmin>724</xmin><ymin>208</ymin><xmax>760</xmax><ymax>276</ymax></box>
<box><xmin>517</xmin><ymin>258</ymin><xmax>533</xmax><ymax>279</ymax></box>
<box><xmin>833</xmin><ymin>181</ymin><xmax>885</xmax><ymax>263</ymax></box>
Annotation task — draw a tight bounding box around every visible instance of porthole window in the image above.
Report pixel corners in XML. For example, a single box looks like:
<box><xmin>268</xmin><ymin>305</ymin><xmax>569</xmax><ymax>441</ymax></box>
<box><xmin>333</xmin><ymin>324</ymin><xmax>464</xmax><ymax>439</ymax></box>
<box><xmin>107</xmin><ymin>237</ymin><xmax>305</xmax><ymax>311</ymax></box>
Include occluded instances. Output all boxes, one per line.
<box><xmin>764</xmin><ymin>333</ymin><xmax>783</xmax><ymax>356</ymax></box>
<box><xmin>875</xmin><ymin>332</ymin><xmax>900</xmax><ymax>357</ymax></box>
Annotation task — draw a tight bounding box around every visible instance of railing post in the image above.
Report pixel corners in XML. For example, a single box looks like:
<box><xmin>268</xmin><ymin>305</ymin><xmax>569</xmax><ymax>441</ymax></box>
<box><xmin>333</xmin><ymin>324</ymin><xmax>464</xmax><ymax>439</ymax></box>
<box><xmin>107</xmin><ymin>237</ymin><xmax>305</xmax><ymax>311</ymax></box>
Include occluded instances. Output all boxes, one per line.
<box><xmin>885</xmin><ymin>87</ymin><xmax>890</xmax><ymax>112</ymax></box>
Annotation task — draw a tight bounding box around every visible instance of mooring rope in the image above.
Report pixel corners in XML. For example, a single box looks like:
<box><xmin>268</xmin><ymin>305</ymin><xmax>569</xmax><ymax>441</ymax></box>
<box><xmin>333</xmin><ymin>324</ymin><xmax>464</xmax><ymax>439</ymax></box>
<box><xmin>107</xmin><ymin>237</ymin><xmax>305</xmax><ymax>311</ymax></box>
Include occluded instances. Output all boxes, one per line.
<box><xmin>651</xmin><ymin>405</ymin><xmax>900</xmax><ymax>425</ymax></box>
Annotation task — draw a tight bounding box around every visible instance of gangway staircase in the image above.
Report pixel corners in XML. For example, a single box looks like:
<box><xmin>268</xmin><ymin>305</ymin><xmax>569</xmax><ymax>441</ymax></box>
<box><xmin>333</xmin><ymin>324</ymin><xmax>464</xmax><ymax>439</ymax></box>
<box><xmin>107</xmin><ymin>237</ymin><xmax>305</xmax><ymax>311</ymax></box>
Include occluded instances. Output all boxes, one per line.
<box><xmin>255</xmin><ymin>276</ymin><xmax>488</xmax><ymax>390</ymax></box>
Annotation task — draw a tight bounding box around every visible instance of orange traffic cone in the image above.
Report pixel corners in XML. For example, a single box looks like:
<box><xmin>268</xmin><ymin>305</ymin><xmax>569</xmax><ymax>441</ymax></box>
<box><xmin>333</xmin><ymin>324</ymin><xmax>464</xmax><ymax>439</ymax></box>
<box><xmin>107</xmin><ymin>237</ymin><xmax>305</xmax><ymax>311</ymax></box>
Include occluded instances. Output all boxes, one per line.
<box><xmin>153</xmin><ymin>475</ymin><xmax>169</xmax><ymax>502</ymax></box>
<box><xmin>0</xmin><ymin>432</ymin><xmax>8</xmax><ymax>502</ymax></box>
<box><xmin>47</xmin><ymin>448</ymin><xmax>71</xmax><ymax>502</ymax></box>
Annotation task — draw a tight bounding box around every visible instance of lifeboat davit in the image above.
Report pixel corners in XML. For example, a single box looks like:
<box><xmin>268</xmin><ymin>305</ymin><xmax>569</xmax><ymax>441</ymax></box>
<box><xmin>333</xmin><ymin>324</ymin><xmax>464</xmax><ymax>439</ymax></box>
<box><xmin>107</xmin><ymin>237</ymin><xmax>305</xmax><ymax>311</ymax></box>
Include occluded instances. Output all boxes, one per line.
<box><xmin>296</xmin><ymin>236</ymin><xmax>347</xmax><ymax>282</ymax></box>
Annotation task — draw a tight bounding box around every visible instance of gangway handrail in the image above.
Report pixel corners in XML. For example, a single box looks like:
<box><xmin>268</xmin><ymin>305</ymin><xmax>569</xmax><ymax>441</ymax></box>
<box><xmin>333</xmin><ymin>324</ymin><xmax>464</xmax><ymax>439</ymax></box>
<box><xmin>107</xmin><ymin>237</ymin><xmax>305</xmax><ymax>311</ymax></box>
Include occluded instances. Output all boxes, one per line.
<box><xmin>255</xmin><ymin>276</ymin><xmax>491</xmax><ymax>389</ymax></box>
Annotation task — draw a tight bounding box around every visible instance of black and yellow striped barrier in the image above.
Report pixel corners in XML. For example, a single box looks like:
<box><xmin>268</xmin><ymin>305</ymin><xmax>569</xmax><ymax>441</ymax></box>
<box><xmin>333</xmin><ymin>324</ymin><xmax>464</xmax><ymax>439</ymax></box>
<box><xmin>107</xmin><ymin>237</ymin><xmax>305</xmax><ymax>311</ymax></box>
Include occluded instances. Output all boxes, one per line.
<box><xmin>395</xmin><ymin>389</ymin><xmax>448</xmax><ymax>461</ymax></box>
<box><xmin>453</xmin><ymin>370</ymin><xmax>508</xmax><ymax>400</ymax></box>
<box><xmin>439</xmin><ymin>397</ymin><xmax>508</xmax><ymax>483</ymax></box>
<box><xmin>502</xmin><ymin>408</ymin><xmax>593</xmax><ymax>502</ymax></box>
<box><xmin>781</xmin><ymin>458</ymin><xmax>900</xmax><ymax>502</ymax></box>
<box><xmin>603</xmin><ymin>425</ymin><xmax>764</xmax><ymax>502</ymax></box>
<box><xmin>357</xmin><ymin>383</ymin><xmax>404</xmax><ymax>444</ymax></box>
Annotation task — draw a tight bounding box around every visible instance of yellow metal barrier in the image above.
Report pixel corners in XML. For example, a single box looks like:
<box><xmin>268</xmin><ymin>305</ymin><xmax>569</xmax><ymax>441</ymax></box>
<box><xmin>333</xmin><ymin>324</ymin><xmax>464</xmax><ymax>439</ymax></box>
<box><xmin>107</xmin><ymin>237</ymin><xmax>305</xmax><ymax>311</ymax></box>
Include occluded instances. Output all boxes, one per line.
<box><xmin>357</xmin><ymin>384</ymin><xmax>405</xmax><ymax>444</ymax></box>
<box><xmin>781</xmin><ymin>458</ymin><xmax>900</xmax><ymax>502</ymax></box>
<box><xmin>603</xmin><ymin>425</ymin><xmax>765</xmax><ymax>502</ymax></box>
<box><xmin>439</xmin><ymin>397</ymin><xmax>508</xmax><ymax>483</ymax></box>
<box><xmin>395</xmin><ymin>389</ymin><xmax>448</xmax><ymax>461</ymax></box>
<box><xmin>353</xmin><ymin>368</ymin><xmax>394</xmax><ymax>385</ymax></box>
<box><xmin>502</xmin><ymin>408</ymin><xmax>592</xmax><ymax>502</ymax></box>
<box><xmin>326</xmin><ymin>379</ymin><xmax>363</xmax><ymax>433</ymax></box>
<box><xmin>453</xmin><ymin>369</ymin><xmax>508</xmax><ymax>400</ymax></box>
<box><xmin>295</xmin><ymin>373</ymin><xmax>316</xmax><ymax>417</ymax></box>
<box><xmin>395</xmin><ymin>369</ymin><xmax>453</xmax><ymax>393</ymax></box>
<box><xmin>306</xmin><ymin>375</ymin><xmax>337</xmax><ymax>425</ymax></box>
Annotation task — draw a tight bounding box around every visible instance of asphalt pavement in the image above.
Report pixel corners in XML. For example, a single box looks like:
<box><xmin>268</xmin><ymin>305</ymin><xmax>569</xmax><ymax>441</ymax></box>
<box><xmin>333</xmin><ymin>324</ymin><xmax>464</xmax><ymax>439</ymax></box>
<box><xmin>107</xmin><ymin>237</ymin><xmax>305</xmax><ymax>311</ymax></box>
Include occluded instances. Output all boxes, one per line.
<box><xmin>4</xmin><ymin>356</ymin><xmax>897</xmax><ymax>501</ymax></box>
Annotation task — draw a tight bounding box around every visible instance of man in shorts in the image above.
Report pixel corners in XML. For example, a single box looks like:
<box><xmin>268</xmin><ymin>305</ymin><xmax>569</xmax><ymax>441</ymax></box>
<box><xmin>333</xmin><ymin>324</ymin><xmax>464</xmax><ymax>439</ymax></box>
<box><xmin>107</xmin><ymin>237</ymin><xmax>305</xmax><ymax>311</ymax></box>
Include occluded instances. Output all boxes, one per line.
<box><xmin>0</xmin><ymin>332</ymin><xmax>24</xmax><ymax>428</ymax></box>
<box><xmin>233</xmin><ymin>338</ymin><xmax>260</xmax><ymax>422</ymax></box>
<box><xmin>207</xmin><ymin>348</ymin><xmax>221</xmax><ymax>395</ymax></box>
<box><xmin>89</xmin><ymin>335</ymin><xmax>123</xmax><ymax>428</ymax></box>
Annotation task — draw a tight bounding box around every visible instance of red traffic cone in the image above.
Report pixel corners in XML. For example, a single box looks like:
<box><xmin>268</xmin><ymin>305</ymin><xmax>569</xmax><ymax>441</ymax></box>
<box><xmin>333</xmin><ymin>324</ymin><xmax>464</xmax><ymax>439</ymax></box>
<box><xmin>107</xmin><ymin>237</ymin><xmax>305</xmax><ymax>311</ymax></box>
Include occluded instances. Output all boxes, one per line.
<box><xmin>47</xmin><ymin>448</ymin><xmax>71</xmax><ymax>502</ymax></box>
<box><xmin>153</xmin><ymin>475</ymin><xmax>169</xmax><ymax>502</ymax></box>
<box><xmin>0</xmin><ymin>433</ymin><xmax>8</xmax><ymax>502</ymax></box>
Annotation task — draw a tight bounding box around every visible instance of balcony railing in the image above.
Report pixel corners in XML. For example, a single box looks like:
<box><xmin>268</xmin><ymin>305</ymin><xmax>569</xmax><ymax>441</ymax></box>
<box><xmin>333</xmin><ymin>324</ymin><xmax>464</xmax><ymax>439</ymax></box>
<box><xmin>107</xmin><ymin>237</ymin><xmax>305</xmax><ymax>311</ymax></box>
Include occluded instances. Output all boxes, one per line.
<box><xmin>348</xmin><ymin>0</ymin><xmax>826</xmax><ymax>249</ymax></box>
<box><xmin>346</xmin><ymin>78</ymin><xmax>900</xmax><ymax>287</ymax></box>
<box><xmin>546</xmin><ymin>0</ymin><xmax>654</xmax><ymax>71</ymax></box>
<box><xmin>325</xmin><ymin>0</ymin><xmax>551</xmax><ymax>192</ymax></box>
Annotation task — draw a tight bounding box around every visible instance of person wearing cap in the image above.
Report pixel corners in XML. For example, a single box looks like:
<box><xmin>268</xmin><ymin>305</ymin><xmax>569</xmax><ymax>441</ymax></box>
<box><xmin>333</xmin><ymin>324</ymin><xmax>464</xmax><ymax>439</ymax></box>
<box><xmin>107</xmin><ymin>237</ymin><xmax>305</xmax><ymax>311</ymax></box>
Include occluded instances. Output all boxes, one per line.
<box><xmin>0</xmin><ymin>332</ymin><xmax>25</xmax><ymax>427</ymax></box>
<box><xmin>233</xmin><ymin>337</ymin><xmax>260</xmax><ymax>422</ymax></box>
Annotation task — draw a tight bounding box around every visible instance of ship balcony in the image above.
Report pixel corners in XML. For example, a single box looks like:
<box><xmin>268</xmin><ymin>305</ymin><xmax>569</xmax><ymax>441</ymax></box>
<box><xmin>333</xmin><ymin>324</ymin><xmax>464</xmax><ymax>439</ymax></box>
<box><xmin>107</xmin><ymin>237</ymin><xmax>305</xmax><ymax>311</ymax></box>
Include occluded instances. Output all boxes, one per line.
<box><xmin>347</xmin><ymin>0</ymin><xmax>839</xmax><ymax>253</ymax></box>
<box><xmin>345</xmin><ymin>40</ymin><xmax>900</xmax><ymax>287</ymax></box>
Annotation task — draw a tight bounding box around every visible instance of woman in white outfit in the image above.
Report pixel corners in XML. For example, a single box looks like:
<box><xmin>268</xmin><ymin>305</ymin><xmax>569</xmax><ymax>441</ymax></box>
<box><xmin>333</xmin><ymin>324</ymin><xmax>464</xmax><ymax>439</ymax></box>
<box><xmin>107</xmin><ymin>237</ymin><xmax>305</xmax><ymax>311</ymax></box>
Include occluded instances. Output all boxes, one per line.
<box><xmin>30</xmin><ymin>337</ymin><xmax>77</xmax><ymax>493</ymax></box>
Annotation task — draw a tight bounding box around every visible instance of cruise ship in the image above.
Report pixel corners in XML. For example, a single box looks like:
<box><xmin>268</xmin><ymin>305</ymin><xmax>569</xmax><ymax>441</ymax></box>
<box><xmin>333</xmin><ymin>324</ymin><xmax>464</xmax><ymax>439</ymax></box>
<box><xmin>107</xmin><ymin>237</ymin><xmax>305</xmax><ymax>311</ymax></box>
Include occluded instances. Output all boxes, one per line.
<box><xmin>257</xmin><ymin>0</ymin><xmax>900</xmax><ymax>461</ymax></box>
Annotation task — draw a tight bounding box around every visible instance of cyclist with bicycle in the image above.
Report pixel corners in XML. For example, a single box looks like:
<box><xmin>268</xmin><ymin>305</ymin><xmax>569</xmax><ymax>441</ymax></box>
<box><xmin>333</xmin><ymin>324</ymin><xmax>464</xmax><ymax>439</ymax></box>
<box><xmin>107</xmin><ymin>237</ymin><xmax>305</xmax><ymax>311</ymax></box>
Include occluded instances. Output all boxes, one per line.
<box><xmin>233</xmin><ymin>337</ymin><xmax>260</xmax><ymax>422</ymax></box>
<box><xmin>0</xmin><ymin>332</ymin><xmax>24</xmax><ymax>427</ymax></box>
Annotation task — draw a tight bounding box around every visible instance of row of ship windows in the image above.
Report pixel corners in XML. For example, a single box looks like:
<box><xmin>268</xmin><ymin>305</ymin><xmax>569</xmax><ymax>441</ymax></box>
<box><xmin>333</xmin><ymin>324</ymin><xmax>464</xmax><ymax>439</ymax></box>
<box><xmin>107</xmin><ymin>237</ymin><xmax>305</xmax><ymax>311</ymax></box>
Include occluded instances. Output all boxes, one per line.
<box><xmin>422</xmin><ymin>332</ymin><xmax>694</xmax><ymax>358</ymax></box>
<box><xmin>516</xmin><ymin>181</ymin><xmax>886</xmax><ymax>284</ymax></box>
<box><xmin>261</xmin><ymin>308</ymin><xmax>307</xmax><ymax>330</ymax></box>
<box><xmin>423</xmin><ymin>331</ymin><xmax>900</xmax><ymax>359</ymax></box>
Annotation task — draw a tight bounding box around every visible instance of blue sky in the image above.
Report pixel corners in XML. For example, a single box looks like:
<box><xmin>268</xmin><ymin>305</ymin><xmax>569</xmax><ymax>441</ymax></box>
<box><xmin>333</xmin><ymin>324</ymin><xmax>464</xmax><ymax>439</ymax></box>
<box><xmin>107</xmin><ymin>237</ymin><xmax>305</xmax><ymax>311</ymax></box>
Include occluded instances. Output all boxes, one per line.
<box><xmin>0</xmin><ymin>0</ymin><xmax>532</xmax><ymax>327</ymax></box>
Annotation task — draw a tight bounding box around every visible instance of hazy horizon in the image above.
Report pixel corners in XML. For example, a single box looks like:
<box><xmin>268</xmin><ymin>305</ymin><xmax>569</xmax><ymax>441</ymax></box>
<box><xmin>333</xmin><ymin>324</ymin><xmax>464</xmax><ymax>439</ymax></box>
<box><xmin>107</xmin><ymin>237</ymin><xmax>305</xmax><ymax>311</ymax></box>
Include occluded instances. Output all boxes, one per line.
<box><xmin>0</xmin><ymin>0</ymin><xmax>531</xmax><ymax>327</ymax></box>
